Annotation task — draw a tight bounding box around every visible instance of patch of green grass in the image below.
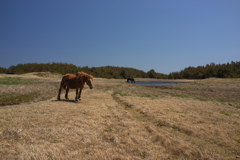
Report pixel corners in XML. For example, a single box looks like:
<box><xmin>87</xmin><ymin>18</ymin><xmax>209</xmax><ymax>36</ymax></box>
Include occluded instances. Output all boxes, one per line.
<box><xmin>191</xmin><ymin>83</ymin><xmax>204</xmax><ymax>86</ymax></box>
<box><xmin>236</xmin><ymin>106</ymin><xmax>240</xmax><ymax>109</ymax></box>
<box><xmin>140</xmin><ymin>95</ymin><xmax>151</xmax><ymax>97</ymax></box>
<box><xmin>235</xmin><ymin>139</ymin><xmax>240</xmax><ymax>143</ymax></box>
<box><xmin>116</xmin><ymin>92</ymin><xmax>129</xmax><ymax>96</ymax></box>
<box><xmin>0</xmin><ymin>93</ymin><xmax>39</xmax><ymax>106</ymax></box>
<box><xmin>197</xmin><ymin>121</ymin><xmax>203</xmax><ymax>124</ymax></box>
<box><xmin>233</xmin><ymin>122</ymin><xmax>239</xmax><ymax>125</ymax></box>
<box><xmin>194</xmin><ymin>98</ymin><xmax>207</xmax><ymax>101</ymax></box>
<box><xmin>41</xmin><ymin>96</ymin><xmax>54</xmax><ymax>101</ymax></box>
<box><xmin>154</xmin><ymin>95</ymin><xmax>158</xmax><ymax>97</ymax></box>
<box><xmin>171</xmin><ymin>95</ymin><xmax>188</xmax><ymax>98</ymax></box>
<box><xmin>116</xmin><ymin>84</ymin><xmax>123</xmax><ymax>87</ymax></box>
<box><xmin>217</xmin><ymin>99</ymin><xmax>227</xmax><ymax>103</ymax></box>
<box><xmin>220</xmin><ymin>111</ymin><xmax>230</xmax><ymax>116</ymax></box>
<box><xmin>110</xmin><ymin>138</ymin><xmax>114</xmax><ymax>142</ymax></box>
<box><xmin>228</xmin><ymin>103</ymin><xmax>232</xmax><ymax>106</ymax></box>
<box><xmin>0</xmin><ymin>77</ymin><xmax>37</xmax><ymax>85</ymax></box>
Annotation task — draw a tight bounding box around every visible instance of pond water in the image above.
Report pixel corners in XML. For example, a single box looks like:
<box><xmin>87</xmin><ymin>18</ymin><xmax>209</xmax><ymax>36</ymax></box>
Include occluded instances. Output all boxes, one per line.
<box><xmin>127</xmin><ymin>81</ymin><xmax>179</xmax><ymax>86</ymax></box>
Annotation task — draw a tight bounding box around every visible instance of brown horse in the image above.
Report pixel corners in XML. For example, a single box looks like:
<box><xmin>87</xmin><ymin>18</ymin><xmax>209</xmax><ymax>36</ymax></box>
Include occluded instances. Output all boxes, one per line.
<box><xmin>57</xmin><ymin>72</ymin><xmax>93</xmax><ymax>101</ymax></box>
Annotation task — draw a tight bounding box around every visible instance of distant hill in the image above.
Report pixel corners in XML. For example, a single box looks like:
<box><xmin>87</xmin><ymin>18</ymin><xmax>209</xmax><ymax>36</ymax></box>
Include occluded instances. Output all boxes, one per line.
<box><xmin>168</xmin><ymin>61</ymin><xmax>240</xmax><ymax>79</ymax></box>
<box><xmin>1</xmin><ymin>61</ymin><xmax>239</xmax><ymax>79</ymax></box>
<box><xmin>0</xmin><ymin>63</ymin><xmax>168</xmax><ymax>79</ymax></box>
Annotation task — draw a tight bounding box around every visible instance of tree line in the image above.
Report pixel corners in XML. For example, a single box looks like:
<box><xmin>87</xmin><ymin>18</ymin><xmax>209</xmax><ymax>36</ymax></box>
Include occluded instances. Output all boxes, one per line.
<box><xmin>168</xmin><ymin>61</ymin><xmax>240</xmax><ymax>79</ymax></box>
<box><xmin>0</xmin><ymin>62</ymin><xmax>168</xmax><ymax>79</ymax></box>
<box><xmin>0</xmin><ymin>61</ymin><xmax>239</xmax><ymax>79</ymax></box>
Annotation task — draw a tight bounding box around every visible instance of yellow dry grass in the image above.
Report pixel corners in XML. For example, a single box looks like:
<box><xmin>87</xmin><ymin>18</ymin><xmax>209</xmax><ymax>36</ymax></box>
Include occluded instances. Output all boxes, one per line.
<box><xmin>0</xmin><ymin>74</ymin><xmax>240</xmax><ymax>159</ymax></box>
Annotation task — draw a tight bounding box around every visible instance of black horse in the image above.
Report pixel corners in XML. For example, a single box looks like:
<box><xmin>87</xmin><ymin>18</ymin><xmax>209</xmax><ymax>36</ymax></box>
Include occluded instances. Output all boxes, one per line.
<box><xmin>127</xmin><ymin>78</ymin><xmax>135</xmax><ymax>83</ymax></box>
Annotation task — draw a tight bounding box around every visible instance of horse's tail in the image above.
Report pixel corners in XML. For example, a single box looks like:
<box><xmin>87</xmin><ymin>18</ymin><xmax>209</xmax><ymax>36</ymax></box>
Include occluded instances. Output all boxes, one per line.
<box><xmin>60</xmin><ymin>76</ymin><xmax>67</xmax><ymax>90</ymax></box>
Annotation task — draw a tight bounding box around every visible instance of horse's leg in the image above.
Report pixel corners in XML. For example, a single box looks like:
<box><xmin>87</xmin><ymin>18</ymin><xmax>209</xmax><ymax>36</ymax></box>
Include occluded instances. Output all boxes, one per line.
<box><xmin>75</xmin><ymin>89</ymin><xmax>79</xmax><ymax>101</ymax></box>
<box><xmin>78</xmin><ymin>88</ymin><xmax>82</xmax><ymax>100</ymax></box>
<box><xmin>57</xmin><ymin>83</ymin><xmax>63</xmax><ymax>100</ymax></box>
<box><xmin>57</xmin><ymin>88</ymin><xmax>61</xmax><ymax>100</ymax></box>
<box><xmin>65</xmin><ymin>88</ymin><xmax>69</xmax><ymax>99</ymax></box>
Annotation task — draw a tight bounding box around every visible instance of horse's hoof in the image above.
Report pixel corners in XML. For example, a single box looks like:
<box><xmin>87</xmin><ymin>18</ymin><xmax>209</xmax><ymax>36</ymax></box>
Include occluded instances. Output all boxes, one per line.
<box><xmin>75</xmin><ymin>99</ymin><xmax>78</xmax><ymax>101</ymax></box>
<box><xmin>65</xmin><ymin>97</ymin><xmax>69</xmax><ymax>99</ymax></box>
<box><xmin>78</xmin><ymin>98</ymin><xmax>81</xmax><ymax>100</ymax></box>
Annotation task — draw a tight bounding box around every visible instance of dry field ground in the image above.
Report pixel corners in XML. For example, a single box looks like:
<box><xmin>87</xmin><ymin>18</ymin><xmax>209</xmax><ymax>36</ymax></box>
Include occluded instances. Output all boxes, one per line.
<box><xmin>0</xmin><ymin>72</ymin><xmax>240</xmax><ymax>159</ymax></box>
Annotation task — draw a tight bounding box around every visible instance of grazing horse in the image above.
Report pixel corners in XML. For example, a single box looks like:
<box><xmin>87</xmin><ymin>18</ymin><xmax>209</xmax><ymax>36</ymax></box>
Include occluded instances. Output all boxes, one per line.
<box><xmin>127</xmin><ymin>78</ymin><xmax>135</xmax><ymax>83</ymax></box>
<box><xmin>57</xmin><ymin>72</ymin><xmax>93</xmax><ymax>101</ymax></box>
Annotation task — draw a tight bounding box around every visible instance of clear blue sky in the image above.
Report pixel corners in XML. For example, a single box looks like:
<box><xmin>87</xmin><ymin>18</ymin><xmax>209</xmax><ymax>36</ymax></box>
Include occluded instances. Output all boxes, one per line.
<box><xmin>0</xmin><ymin>0</ymin><xmax>239</xmax><ymax>74</ymax></box>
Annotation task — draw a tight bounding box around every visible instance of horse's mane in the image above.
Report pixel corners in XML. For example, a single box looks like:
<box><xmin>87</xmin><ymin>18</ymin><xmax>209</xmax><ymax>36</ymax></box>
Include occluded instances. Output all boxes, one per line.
<box><xmin>76</xmin><ymin>72</ymin><xmax>93</xmax><ymax>84</ymax></box>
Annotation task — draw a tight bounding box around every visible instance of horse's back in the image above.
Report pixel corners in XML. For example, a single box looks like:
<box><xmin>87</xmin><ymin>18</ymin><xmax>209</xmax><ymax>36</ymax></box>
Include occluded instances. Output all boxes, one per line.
<box><xmin>62</xmin><ymin>73</ymin><xmax>77</xmax><ymax>80</ymax></box>
<box><xmin>62</xmin><ymin>73</ymin><xmax>80</xmax><ymax>89</ymax></box>
<box><xmin>64</xmin><ymin>73</ymin><xmax>76</xmax><ymax>77</ymax></box>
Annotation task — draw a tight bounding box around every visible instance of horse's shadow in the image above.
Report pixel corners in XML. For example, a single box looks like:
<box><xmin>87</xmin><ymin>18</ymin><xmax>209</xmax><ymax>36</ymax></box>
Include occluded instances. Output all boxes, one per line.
<box><xmin>51</xmin><ymin>99</ymin><xmax>80</xmax><ymax>103</ymax></box>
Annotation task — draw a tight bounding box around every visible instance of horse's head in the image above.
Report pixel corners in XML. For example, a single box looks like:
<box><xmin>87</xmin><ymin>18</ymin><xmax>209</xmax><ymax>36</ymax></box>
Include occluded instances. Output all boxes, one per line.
<box><xmin>86</xmin><ymin>77</ymin><xmax>93</xmax><ymax>89</ymax></box>
<box><xmin>76</xmin><ymin>72</ymin><xmax>94</xmax><ymax>89</ymax></box>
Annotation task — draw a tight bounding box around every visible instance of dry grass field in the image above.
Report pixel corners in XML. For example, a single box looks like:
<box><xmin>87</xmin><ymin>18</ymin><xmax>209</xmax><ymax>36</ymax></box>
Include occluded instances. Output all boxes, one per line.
<box><xmin>0</xmin><ymin>72</ymin><xmax>240</xmax><ymax>159</ymax></box>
